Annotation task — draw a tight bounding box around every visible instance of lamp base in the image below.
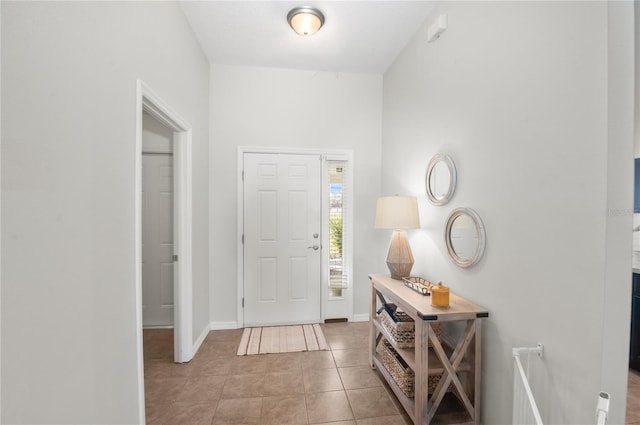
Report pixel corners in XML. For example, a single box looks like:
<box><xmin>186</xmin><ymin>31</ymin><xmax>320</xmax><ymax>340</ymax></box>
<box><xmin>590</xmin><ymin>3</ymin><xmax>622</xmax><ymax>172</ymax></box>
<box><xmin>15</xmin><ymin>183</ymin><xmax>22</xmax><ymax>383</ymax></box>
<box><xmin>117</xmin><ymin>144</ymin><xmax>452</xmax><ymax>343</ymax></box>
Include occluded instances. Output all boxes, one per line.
<box><xmin>386</xmin><ymin>229</ymin><xmax>414</xmax><ymax>280</ymax></box>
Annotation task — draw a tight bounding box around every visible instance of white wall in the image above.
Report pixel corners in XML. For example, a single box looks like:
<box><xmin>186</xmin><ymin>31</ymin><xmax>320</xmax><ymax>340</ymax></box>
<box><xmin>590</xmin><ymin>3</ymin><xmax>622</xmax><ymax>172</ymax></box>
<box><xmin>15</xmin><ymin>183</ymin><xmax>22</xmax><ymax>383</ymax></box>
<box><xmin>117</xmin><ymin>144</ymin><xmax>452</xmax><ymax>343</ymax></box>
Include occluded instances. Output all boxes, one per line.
<box><xmin>382</xmin><ymin>2</ymin><xmax>633</xmax><ymax>424</ymax></box>
<box><xmin>1</xmin><ymin>2</ymin><xmax>210</xmax><ymax>423</ymax></box>
<box><xmin>209</xmin><ymin>64</ymin><xmax>383</xmax><ymax>325</ymax></box>
<box><xmin>634</xmin><ymin>2</ymin><xmax>640</xmax><ymax>262</ymax></box>
<box><xmin>635</xmin><ymin>1</ymin><xmax>640</xmax><ymax>160</ymax></box>
<box><xmin>601</xmin><ymin>3</ymin><xmax>635</xmax><ymax>424</ymax></box>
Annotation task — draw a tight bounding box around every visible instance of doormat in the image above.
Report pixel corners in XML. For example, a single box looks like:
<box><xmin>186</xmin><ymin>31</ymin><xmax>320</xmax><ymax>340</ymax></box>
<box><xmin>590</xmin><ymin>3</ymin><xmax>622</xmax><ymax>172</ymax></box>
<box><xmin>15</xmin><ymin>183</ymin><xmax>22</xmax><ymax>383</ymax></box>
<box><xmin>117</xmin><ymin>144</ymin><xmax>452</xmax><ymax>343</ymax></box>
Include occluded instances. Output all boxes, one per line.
<box><xmin>237</xmin><ymin>324</ymin><xmax>329</xmax><ymax>356</ymax></box>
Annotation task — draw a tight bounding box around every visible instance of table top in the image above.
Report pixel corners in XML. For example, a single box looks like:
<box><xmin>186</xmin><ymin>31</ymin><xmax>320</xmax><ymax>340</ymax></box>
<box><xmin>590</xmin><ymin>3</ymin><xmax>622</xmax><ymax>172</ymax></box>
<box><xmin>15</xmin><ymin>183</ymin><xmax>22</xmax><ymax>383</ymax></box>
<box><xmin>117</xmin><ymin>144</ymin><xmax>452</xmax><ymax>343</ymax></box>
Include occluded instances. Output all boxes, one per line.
<box><xmin>370</xmin><ymin>274</ymin><xmax>489</xmax><ymax>321</ymax></box>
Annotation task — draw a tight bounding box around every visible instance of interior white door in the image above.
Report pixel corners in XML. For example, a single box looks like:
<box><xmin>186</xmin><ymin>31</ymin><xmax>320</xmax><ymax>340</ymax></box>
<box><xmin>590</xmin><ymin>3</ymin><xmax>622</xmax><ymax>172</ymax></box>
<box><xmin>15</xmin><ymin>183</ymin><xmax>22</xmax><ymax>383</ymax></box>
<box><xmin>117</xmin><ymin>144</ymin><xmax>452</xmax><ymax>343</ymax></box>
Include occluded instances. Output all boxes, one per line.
<box><xmin>141</xmin><ymin>153</ymin><xmax>174</xmax><ymax>327</ymax></box>
<box><xmin>243</xmin><ymin>153</ymin><xmax>322</xmax><ymax>326</ymax></box>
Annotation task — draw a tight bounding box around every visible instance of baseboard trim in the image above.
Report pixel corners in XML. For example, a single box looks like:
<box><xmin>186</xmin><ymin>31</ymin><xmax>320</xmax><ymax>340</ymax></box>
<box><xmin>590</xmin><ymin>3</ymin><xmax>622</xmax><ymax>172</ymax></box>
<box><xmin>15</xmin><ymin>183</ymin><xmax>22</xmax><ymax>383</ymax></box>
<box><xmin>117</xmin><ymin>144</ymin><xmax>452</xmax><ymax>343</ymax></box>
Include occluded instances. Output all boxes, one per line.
<box><xmin>210</xmin><ymin>321</ymin><xmax>239</xmax><ymax>330</ymax></box>
<box><xmin>191</xmin><ymin>325</ymin><xmax>209</xmax><ymax>358</ymax></box>
<box><xmin>209</xmin><ymin>318</ymin><xmax>368</xmax><ymax>327</ymax></box>
<box><xmin>352</xmin><ymin>313</ymin><xmax>370</xmax><ymax>322</ymax></box>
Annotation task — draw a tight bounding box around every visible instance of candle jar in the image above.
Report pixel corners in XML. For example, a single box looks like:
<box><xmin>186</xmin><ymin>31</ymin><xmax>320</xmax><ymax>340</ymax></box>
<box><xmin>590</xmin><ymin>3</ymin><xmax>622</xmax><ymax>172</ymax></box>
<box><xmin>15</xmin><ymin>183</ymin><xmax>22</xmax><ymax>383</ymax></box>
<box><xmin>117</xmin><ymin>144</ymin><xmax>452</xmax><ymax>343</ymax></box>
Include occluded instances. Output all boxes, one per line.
<box><xmin>431</xmin><ymin>282</ymin><xmax>450</xmax><ymax>308</ymax></box>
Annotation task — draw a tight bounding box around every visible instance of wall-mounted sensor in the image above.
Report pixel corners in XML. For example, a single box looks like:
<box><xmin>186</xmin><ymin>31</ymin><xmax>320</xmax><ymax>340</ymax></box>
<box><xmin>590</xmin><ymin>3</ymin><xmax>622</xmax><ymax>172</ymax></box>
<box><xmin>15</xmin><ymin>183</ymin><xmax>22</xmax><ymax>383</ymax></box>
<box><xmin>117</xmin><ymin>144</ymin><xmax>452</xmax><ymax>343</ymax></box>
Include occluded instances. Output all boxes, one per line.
<box><xmin>427</xmin><ymin>14</ymin><xmax>448</xmax><ymax>43</ymax></box>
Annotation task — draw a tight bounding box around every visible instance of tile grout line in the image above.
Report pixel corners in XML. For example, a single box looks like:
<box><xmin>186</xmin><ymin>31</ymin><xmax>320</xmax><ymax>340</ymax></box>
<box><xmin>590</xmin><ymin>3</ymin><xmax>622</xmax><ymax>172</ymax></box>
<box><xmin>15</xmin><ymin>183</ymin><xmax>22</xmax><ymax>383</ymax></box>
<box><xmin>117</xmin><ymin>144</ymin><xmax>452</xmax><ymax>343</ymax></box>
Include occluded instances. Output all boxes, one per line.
<box><xmin>330</xmin><ymin>330</ymin><xmax>359</xmax><ymax>424</ymax></box>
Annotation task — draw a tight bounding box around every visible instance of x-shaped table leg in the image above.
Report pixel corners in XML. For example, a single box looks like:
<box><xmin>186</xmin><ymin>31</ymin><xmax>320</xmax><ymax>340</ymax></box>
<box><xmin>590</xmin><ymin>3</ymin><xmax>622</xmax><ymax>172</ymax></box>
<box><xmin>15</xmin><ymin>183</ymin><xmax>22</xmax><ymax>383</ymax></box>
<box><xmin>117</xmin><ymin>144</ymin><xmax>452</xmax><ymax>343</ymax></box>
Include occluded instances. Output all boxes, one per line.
<box><xmin>426</xmin><ymin>319</ymin><xmax>476</xmax><ymax>423</ymax></box>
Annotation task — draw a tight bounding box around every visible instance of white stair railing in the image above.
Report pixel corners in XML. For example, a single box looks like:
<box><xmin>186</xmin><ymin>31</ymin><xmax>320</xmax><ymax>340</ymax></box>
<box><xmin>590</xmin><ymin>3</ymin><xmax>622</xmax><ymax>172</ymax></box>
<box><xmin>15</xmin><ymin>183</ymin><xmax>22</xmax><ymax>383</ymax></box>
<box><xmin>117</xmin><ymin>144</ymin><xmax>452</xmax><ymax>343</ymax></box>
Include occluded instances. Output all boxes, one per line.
<box><xmin>595</xmin><ymin>391</ymin><xmax>610</xmax><ymax>425</ymax></box>
<box><xmin>513</xmin><ymin>344</ymin><xmax>611</xmax><ymax>425</ymax></box>
<box><xmin>512</xmin><ymin>344</ymin><xmax>544</xmax><ymax>425</ymax></box>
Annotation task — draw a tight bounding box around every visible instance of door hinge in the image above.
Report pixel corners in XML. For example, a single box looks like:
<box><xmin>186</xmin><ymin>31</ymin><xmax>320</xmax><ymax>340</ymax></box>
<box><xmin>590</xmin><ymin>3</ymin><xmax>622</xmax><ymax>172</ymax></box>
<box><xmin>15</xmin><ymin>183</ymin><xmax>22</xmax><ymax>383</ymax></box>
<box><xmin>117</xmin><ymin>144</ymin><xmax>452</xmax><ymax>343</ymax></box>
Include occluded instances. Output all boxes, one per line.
<box><xmin>242</xmin><ymin>170</ymin><xmax>244</xmax><ymax>181</ymax></box>
<box><xmin>242</xmin><ymin>298</ymin><xmax>244</xmax><ymax>308</ymax></box>
<box><xmin>172</xmin><ymin>254</ymin><xmax>178</xmax><ymax>262</ymax></box>
<box><xmin>242</xmin><ymin>234</ymin><xmax>244</xmax><ymax>244</ymax></box>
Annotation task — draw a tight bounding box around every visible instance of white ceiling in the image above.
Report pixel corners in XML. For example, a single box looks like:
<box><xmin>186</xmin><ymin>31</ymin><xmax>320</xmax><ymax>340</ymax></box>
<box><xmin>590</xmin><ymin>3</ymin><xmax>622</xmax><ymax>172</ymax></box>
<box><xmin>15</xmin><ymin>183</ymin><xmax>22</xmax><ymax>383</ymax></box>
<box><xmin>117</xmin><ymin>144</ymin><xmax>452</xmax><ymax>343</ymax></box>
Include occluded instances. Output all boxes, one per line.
<box><xmin>179</xmin><ymin>1</ymin><xmax>436</xmax><ymax>75</ymax></box>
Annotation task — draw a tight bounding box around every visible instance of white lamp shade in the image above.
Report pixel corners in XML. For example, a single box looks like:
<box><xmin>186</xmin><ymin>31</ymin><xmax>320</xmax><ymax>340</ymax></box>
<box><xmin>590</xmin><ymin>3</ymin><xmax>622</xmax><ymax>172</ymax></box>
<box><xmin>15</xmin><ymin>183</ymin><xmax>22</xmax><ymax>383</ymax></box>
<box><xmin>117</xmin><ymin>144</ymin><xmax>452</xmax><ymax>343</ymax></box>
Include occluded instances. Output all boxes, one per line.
<box><xmin>374</xmin><ymin>196</ymin><xmax>420</xmax><ymax>230</ymax></box>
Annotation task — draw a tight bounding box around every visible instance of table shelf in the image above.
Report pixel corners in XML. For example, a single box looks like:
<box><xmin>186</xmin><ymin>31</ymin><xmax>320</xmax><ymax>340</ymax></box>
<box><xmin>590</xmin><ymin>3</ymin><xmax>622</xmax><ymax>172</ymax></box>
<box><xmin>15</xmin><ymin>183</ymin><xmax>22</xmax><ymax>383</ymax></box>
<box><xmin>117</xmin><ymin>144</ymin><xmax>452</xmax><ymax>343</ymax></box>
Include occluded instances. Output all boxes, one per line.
<box><xmin>372</xmin><ymin>354</ymin><xmax>416</xmax><ymax>422</ymax></box>
<box><xmin>373</xmin><ymin>318</ymin><xmax>472</xmax><ymax>376</ymax></box>
<box><xmin>372</xmin><ymin>317</ymin><xmax>416</xmax><ymax>369</ymax></box>
<box><xmin>369</xmin><ymin>274</ymin><xmax>488</xmax><ymax>425</ymax></box>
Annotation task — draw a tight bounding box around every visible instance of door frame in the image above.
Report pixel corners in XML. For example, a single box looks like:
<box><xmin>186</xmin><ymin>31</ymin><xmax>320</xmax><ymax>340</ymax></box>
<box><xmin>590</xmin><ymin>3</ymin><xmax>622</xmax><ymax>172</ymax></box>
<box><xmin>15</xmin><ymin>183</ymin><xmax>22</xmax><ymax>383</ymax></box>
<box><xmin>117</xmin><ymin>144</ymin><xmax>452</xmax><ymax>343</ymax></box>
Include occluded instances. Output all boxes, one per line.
<box><xmin>135</xmin><ymin>80</ymin><xmax>193</xmax><ymax>422</ymax></box>
<box><xmin>236</xmin><ymin>146</ymin><xmax>354</xmax><ymax>328</ymax></box>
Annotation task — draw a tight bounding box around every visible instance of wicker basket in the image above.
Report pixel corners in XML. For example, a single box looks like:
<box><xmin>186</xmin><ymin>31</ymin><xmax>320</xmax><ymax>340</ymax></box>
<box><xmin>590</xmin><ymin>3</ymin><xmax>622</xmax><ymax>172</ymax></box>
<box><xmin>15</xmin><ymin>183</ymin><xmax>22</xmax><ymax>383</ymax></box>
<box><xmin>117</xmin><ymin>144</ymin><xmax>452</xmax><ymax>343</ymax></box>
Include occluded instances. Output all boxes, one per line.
<box><xmin>382</xmin><ymin>341</ymin><xmax>452</xmax><ymax>397</ymax></box>
<box><xmin>379</xmin><ymin>307</ymin><xmax>443</xmax><ymax>348</ymax></box>
<box><xmin>427</xmin><ymin>372</ymin><xmax>454</xmax><ymax>395</ymax></box>
<box><xmin>379</xmin><ymin>308</ymin><xmax>415</xmax><ymax>348</ymax></box>
<box><xmin>382</xmin><ymin>340</ymin><xmax>415</xmax><ymax>397</ymax></box>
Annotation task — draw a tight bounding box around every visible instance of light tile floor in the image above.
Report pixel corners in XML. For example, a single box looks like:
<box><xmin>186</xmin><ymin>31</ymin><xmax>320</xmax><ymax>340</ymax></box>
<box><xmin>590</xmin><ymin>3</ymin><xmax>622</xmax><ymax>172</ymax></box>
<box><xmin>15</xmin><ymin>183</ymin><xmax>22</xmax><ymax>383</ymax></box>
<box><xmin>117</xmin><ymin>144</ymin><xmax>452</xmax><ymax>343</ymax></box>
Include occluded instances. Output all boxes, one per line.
<box><xmin>628</xmin><ymin>369</ymin><xmax>640</xmax><ymax>425</ymax></box>
<box><xmin>144</xmin><ymin>322</ymin><xmax>412</xmax><ymax>425</ymax></box>
<box><xmin>145</xmin><ymin>329</ymin><xmax>640</xmax><ymax>425</ymax></box>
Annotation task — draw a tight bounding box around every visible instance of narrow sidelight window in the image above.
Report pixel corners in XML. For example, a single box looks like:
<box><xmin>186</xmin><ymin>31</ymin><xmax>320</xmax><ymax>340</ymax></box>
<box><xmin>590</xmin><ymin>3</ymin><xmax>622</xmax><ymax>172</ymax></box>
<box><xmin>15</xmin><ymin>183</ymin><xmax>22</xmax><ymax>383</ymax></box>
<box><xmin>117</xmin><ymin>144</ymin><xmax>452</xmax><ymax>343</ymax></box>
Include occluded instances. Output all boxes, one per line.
<box><xmin>328</xmin><ymin>161</ymin><xmax>348</xmax><ymax>298</ymax></box>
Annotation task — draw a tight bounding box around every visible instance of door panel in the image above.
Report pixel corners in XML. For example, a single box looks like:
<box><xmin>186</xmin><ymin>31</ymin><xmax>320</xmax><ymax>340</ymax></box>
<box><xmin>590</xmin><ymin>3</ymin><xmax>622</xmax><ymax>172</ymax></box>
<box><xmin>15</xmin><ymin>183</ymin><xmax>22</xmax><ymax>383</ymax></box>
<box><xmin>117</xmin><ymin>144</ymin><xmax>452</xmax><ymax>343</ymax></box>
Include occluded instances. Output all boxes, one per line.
<box><xmin>259</xmin><ymin>191</ymin><xmax>277</xmax><ymax>240</ymax></box>
<box><xmin>244</xmin><ymin>153</ymin><xmax>321</xmax><ymax>326</ymax></box>
<box><xmin>289</xmin><ymin>257</ymin><xmax>308</xmax><ymax>300</ymax></box>
<box><xmin>142</xmin><ymin>153</ymin><xmax>174</xmax><ymax>327</ymax></box>
<box><xmin>259</xmin><ymin>258</ymin><xmax>278</xmax><ymax>302</ymax></box>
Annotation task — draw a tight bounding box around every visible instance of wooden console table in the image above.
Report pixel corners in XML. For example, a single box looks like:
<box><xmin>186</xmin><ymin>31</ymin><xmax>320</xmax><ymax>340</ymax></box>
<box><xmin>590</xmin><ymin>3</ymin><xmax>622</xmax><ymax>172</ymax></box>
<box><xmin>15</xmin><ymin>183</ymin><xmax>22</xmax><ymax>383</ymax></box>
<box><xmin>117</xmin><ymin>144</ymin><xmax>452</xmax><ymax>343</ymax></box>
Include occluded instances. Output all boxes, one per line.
<box><xmin>369</xmin><ymin>274</ymin><xmax>489</xmax><ymax>425</ymax></box>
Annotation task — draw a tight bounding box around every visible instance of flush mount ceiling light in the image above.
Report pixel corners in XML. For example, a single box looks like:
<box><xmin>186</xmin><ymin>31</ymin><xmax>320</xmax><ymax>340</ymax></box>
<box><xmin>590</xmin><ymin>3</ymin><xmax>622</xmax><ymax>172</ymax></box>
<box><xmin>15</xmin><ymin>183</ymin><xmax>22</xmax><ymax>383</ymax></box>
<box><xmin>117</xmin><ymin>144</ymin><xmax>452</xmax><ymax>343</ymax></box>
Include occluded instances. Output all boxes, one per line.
<box><xmin>287</xmin><ymin>6</ymin><xmax>325</xmax><ymax>36</ymax></box>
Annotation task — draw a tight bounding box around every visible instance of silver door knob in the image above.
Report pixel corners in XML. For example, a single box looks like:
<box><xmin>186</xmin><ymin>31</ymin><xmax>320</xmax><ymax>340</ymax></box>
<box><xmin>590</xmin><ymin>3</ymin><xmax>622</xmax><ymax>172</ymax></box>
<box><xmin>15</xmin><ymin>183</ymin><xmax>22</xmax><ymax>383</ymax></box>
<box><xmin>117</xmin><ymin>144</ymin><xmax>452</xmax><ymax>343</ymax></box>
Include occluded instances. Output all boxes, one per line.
<box><xmin>307</xmin><ymin>245</ymin><xmax>319</xmax><ymax>250</ymax></box>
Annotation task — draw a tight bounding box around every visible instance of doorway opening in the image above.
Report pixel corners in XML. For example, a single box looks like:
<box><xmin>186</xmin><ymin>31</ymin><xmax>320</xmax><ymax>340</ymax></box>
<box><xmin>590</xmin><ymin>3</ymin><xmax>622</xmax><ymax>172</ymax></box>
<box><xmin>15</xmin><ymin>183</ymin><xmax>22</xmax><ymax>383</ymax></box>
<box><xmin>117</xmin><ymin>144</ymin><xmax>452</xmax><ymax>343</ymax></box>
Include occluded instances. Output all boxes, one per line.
<box><xmin>142</xmin><ymin>112</ymin><xmax>175</xmax><ymax>330</ymax></box>
<box><xmin>135</xmin><ymin>80</ymin><xmax>194</xmax><ymax>424</ymax></box>
<box><xmin>141</xmin><ymin>112</ymin><xmax>175</xmax><ymax>367</ymax></box>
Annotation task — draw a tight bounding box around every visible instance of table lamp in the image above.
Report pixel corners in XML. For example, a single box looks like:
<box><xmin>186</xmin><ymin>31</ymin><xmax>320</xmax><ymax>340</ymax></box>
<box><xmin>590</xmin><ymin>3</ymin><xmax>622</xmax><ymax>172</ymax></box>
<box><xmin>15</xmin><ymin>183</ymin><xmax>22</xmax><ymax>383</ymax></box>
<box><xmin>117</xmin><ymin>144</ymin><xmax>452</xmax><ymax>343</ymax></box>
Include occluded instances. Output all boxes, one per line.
<box><xmin>374</xmin><ymin>196</ymin><xmax>420</xmax><ymax>279</ymax></box>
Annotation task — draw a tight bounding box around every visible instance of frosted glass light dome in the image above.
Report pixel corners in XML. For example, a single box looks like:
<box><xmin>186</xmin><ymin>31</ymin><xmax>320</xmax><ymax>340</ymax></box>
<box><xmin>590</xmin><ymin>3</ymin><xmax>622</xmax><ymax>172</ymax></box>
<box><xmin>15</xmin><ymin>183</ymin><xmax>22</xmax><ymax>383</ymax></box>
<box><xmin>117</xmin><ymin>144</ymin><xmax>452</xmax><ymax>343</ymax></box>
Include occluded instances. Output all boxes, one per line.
<box><xmin>287</xmin><ymin>7</ymin><xmax>325</xmax><ymax>36</ymax></box>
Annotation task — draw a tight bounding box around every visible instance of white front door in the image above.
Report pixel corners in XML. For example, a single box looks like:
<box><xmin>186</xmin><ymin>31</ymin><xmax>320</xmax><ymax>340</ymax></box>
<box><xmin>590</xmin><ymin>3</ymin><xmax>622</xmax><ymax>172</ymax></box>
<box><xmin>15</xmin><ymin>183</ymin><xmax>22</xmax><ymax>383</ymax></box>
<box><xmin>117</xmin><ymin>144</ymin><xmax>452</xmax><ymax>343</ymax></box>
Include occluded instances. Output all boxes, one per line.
<box><xmin>141</xmin><ymin>153</ymin><xmax>174</xmax><ymax>327</ymax></box>
<box><xmin>243</xmin><ymin>153</ymin><xmax>322</xmax><ymax>326</ymax></box>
